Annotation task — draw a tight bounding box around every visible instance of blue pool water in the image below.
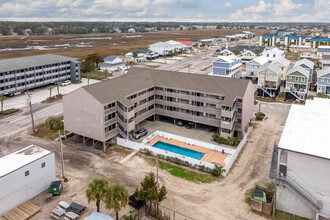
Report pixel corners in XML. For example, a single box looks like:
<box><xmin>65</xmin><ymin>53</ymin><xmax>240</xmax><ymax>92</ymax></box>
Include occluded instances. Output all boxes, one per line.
<box><xmin>152</xmin><ymin>141</ymin><xmax>205</xmax><ymax>160</ymax></box>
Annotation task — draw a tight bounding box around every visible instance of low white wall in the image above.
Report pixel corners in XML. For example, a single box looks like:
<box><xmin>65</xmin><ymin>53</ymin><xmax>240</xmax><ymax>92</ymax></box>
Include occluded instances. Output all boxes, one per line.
<box><xmin>223</xmin><ymin>133</ymin><xmax>247</xmax><ymax>175</ymax></box>
<box><xmin>117</xmin><ymin>137</ymin><xmax>215</xmax><ymax>170</ymax></box>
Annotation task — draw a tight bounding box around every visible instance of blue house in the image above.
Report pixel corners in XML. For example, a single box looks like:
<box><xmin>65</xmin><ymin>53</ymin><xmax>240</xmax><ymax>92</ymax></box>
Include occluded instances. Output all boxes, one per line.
<box><xmin>317</xmin><ymin>68</ymin><xmax>330</xmax><ymax>97</ymax></box>
<box><xmin>212</xmin><ymin>55</ymin><xmax>242</xmax><ymax>78</ymax></box>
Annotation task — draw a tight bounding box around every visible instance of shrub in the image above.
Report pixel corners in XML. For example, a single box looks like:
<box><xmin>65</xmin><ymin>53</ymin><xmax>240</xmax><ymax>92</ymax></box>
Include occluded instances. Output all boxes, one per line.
<box><xmin>316</xmin><ymin>92</ymin><xmax>327</xmax><ymax>98</ymax></box>
<box><xmin>255</xmin><ymin>112</ymin><xmax>265</xmax><ymax>121</ymax></box>
<box><xmin>165</xmin><ymin>156</ymin><xmax>171</xmax><ymax>161</ymax></box>
<box><xmin>198</xmin><ymin>165</ymin><xmax>206</xmax><ymax>172</ymax></box>
<box><xmin>212</xmin><ymin>133</ymin><xmax>240</xmax><ymax>147</ymax></box>
<box><xmin>145</xmin><ymin>149</ymin><xmax>152</xmax><ymax>156</ymax></box>
<box><xmin>211</xmin><ymin>164</ymin><xmax>225</xmax><ymax>176</ymax></box>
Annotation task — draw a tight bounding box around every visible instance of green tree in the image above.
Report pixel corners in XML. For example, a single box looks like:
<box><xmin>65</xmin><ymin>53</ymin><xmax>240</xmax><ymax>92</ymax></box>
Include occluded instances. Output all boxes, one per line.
<box><xmin>136</xmin><ymin>172</ymin><xmax>167</xmax><ymax>213</ymax></box>
<box><xmin>47</xmin><ymin>85</ymin><xmax>56</xmax><ymax>99</ymax></box>
<box><xmin>233</xmin><ymin>49</ymin><xmax>240</xmax><ymax>55</ymax></box>
<box><xmin>0</xmin><ymin>96</ymin><xmax>5</xmax><ymax>113</ymax></box>
<box><xmin>122</xmin><ymin>210</ymin><xmax>137</xmax><ymax>220</ymax></box>
<box><xmin>105</xmin><ymin>184</ymin><xmax>129</xmax><ymax>220</ymax></box>
<box><xmin>254</xmin><ymin>49</ymin><xmax>262</xmax><ymax>56</ymax></box>
<box><xmin>86</xmin><ymin>178</ymin><xmax>108</xmax><ymax>212</ymax></box>
<box><xmin>168</xmin><ymin>50</ymin><xmax>173</xmax><ymax>57</ymax></box>
<box><xmin>86</xmin><ymin>53</ymin><xmax>103</xmax><ymax>68</ymax></box>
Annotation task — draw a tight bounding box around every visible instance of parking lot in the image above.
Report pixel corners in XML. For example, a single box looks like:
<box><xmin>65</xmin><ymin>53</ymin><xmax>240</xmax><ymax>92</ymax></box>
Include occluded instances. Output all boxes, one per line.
<box><xmin>2</xmin><ymin>78</ymin><xmax>99</xmax><ymax>111</ymax></box>
<box><xmin>138</xmin><ymin>119</ymin><xmax>218</xmax><ymax>145</ymax></box>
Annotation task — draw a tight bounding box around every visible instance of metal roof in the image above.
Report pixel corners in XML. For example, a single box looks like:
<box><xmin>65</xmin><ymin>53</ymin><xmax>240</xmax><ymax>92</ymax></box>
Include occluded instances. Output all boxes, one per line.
<box><xmin>278</xmin><ymin>98</ymin><xmax>330</xmax><ymax>160</ymax></box>
<box><xmin>0</xmin><ymin>54</ymin><xmax>79</xmax><ymax>73</ymax></box>
<box><xmin>273</xmin><ymin>57</ymin><xmax>290</xmax><ymax>67</ymax></box>
<box><xmin>317</xmin><ymin>68</ymin><xmax>330</xmax><ymax>78</ymax></box>
<box><xmin>0</xmin><ymin>145</ymin><xmax>52</xmax><ymax>178</ymax></box>
<box><xmin>310</xmin><ymin>38</ymin><xmax>330</xmax><ymax>42</ymax></box>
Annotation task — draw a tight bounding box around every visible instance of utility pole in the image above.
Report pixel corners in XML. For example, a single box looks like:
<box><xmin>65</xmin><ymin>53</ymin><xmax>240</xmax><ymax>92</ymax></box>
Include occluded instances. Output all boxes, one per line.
<box><xmin>27</xmin><ymin>93</ymin><xmax>35</xmax><ymax>133</ymax></box>
<box><xmin>59</xmin><ymin>131</ymin><xmax>65</xmax><ymax>179</ymax></box>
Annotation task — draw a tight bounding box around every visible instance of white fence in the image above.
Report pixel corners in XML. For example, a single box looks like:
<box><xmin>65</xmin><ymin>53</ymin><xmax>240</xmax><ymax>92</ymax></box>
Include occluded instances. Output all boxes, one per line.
<box><xmin>117</xmin><ymin>137</ymin><xmax>215</xmax><ymax>170</ymax></box>
<box><xmin>117</xmin><ymin>130</ymin><xmax>247</xmax><ymax>176</ymax></box>
<box><xmin>223</xmin><ymin>132</ymin><xmax>247</xmax><ymax>175</ymax></box>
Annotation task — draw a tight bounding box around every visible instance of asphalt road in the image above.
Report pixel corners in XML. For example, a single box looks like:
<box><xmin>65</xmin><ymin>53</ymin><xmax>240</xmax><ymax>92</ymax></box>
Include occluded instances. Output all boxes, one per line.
<box><xmin>0</xmin><ymin>103</ymin><xmax>63</xmax><ymax>139</ymax></box>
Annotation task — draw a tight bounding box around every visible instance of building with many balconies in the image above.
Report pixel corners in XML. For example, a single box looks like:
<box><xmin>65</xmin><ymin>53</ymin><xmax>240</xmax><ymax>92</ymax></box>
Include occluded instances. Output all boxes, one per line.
<box><xmin>63</xmin><ymin>68</ymin><xmax>254</xmax><ymax>151</ymax></box>
<box><xmin>0</xmin><ymin>54</ymin><xmax>80</xmax><ymax>96</ymax></box>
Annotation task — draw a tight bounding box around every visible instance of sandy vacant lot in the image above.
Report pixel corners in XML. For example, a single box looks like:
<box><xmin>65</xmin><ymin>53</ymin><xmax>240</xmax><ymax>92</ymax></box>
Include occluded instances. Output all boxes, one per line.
<box><xmin>0</xmin><ymin>102</ymin><xmax>290</xmax><ymax>220</ymax></box>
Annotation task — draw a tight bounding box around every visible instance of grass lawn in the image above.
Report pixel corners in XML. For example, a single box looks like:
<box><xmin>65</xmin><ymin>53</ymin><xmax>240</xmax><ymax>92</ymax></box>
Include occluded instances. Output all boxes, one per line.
<box><xmin>34</xmin><ymin>116</ymin><xmax>64</xmax><ymax>140</ymax></box>
<box><xmin>81</xmin><ymin>69</ymin><xmax>113</xmax><ymax>80</ymax></box>
<box><xmin>0</xmin><ymin>108</ymin><xmax>20</xmax><ymax>117</ymax></box>
<box><xmin>158</xmin><ymin>161</ymin><xmax>214</xmax><ymax>183</ymax></box>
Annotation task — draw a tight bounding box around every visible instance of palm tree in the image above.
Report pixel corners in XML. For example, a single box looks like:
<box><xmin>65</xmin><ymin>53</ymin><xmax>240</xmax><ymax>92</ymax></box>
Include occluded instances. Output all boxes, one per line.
<box><xmin>105</xmin><ymin>184</ymin><xmax>128</xmax><ymax>220</ymax></box>
<box><xmin>86</xmin><ymin>178</ymin><xmax>108</xmax><ymax>212</ymax></box>
<box><xmin>0</xmin><ymin>96</ymin><xmax>5</xmax><ymax>113</ymax></box>
<box><xmin>56</xmin><ymin>83</ymin><xmax>61</xmax><ymax>96</ymax></box>
<box><xmin>132</xmin><ymin>51</ymin><xmax>138</xmax><ymax>63</ymax></box>
<box><xmin>45</xmin><ymin>116</ymin><xmax>63</xmax><ymax>130</ymax></box>
<box><xmin>47</xmin><ymin>85</ymin><xmax>55</xmax><ymax>99</ymax></box>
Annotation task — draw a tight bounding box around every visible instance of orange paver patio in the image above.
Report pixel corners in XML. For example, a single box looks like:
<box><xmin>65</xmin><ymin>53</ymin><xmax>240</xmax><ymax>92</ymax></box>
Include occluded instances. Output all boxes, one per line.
<box><xmin>145</xmin><ymin>136</ymin><xmax>228</xmax><ymax>167</ymax></box>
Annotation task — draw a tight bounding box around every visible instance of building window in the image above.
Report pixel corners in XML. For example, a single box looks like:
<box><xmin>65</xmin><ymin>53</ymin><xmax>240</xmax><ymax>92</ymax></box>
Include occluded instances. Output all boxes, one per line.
<box><xmin>25</xmin><ymin>170</ymin><xmax>30</xmax><ymax>176</ymax></box>
<box><xmin>302</xmin><ymin>77</ymin><xmax>305</xmax><ymax>82</ymax></box>
<box><xmin>321</xmin><ymin>78</ymin><xmax>324</xmax><ymax>82</ymax></box>
<box><xmin>328</xmin><ymin>79</ymin><xmax>330</xmax><ymax>84</ymax></box>
<box><xmin>289</xmin><ymin>76</ymin><xmax>292</xmax><ymax>80</ymax></box>
<box><xmin>216</xmin><ymin>115</ymin><xmax>221</xmax><ymax>119</ymax></box>
<box><xmin>41</xmin><ymin>162</ymin><xmax>46</xmax><ymax>168</ymax></box>
<box><xmin>272</xmin><ymin>74</ymin><xmax>275</xmax><ymax>79</ymax></box>
<box><xmin>295</xmin><ymin>77</ymin><xmax>298</xmax><ymax>81</ymax></box>
<box><xmin>216</xmin><ymin>104</ymin><xmax>222</xmax><ymax>109</ymax></box>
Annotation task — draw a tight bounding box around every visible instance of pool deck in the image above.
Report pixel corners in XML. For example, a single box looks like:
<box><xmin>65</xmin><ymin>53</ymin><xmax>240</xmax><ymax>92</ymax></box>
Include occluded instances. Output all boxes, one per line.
<box><xmin>145</xmin><ymin>136</ymin><xmax>228</xmax><ymax>167</ymax></box>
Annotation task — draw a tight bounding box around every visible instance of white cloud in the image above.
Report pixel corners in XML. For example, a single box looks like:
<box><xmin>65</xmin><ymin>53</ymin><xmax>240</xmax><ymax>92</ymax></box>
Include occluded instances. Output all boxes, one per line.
<box><xmin>243</xmin><ymin>0</ymin><xmax>271</xmax><ymax>13</ymax></box>
<box><xmin>224</xmin><ymin>2</ymin><xmax>232</xmax><ymax>7</ymax></box>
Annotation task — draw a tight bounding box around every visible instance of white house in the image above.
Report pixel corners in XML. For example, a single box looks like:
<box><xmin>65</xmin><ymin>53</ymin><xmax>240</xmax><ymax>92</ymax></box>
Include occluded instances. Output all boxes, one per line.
<box><xmin>262</xmin><ymin>48</ymin><xmax>285</xmax><ymax>61</ymax></box>
<box><xmin>0</xmin><ymin>145</ymin><xmax>55</xmax><ymax>214</ymax></box>
<box><xmin>100</xmin><ymin>56</ymin><xmax>128</xmax><ymax>72</ymax></box>
<box><xmin>246</xmin><ymin>56</ymin><xmax>270</xmax><ymax>80</ymax></box>
<box><xmin>211</xmin><ymin>55</ymin><xmax>242</xmax><ymax>78</ymax></box>
<box><xmin>148</xmin><ymin>41</ymin><xmax>183</xmax><ymax>56</ymax></box>
<box><xmin>270</xmin><ymin>98</ymin><xmax>330</xmax><ymax>220</ymax></box>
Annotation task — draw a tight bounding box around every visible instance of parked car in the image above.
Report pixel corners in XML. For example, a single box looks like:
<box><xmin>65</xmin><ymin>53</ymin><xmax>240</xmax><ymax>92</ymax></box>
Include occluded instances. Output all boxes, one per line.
<box><xmin>129</xmin><ymin>193</ymin><xmax>144</xmax><ymax>209</ymax></box>
<box><xmin>185</xmin><ymin>122</ymin><xmax>194</xmax><ymax>129</ymax></box>
<box><xmin>176</xmin><ymin>120</ymin><xmax>183</xmax><ymax>126</ymax></box>
<box><xmin>133</xmin><ymin>128</ymin><xmax>148</xmax><ymax>139</ymax></box>
<box><xmin>60</xmin><ymin>80</ymin><xmax>71</xmax><ymax>86</ymax></box>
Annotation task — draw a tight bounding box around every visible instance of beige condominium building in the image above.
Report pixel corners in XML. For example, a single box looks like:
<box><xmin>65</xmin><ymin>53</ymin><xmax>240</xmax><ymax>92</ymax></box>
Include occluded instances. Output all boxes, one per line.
<box><xmin>63</xmin><ymin>68</ymin><xmax>255</xmax><ymax>150</ymax></box>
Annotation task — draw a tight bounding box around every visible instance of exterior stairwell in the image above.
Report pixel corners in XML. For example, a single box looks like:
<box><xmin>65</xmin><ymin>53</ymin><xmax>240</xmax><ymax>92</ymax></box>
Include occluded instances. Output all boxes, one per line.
<box><xmin>269</xmin><ymin>143</ymin><xmax>324</xmax><ymax>214</ymax></box>
<box><xmin>258</xmin><ymin>85</ymin><xmax>275</xmax><ymax>98</ymax></box>
<box><xmin>285</xmin><ymin>88</ymin><xmax>305</xmax><ymax>101</ymax></box>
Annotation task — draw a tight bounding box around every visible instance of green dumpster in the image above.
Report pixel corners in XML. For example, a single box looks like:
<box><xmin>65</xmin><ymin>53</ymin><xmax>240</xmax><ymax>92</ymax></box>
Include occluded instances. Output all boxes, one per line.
<box><xmin>48</xmin><ymin>180</ymin><xmax>63</xmax><ymax>196</ymax></box>
<box><xmin>253</xmin><ymin>189</ymin><xmax>266</xmax><ymax>202</ymax></box>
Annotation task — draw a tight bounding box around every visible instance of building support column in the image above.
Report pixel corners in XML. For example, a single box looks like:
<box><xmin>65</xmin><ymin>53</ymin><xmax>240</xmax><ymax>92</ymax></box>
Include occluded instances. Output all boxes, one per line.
<box><xmin>315</xmin><ymin>213</ymin><xmax>319</xmax><ymax>220</ymax></box>
<box><xmin>103</xmin><ymin>142</ymin><xmax>106</xmax><ymax>153</ymax></box>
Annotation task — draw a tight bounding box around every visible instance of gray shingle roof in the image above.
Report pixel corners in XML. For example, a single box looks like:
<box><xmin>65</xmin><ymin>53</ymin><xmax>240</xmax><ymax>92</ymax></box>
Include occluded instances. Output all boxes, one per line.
<box><xmin>273</xmin><ymin>57</ymin><xmax>290</xmax><ymax>67</ymax></box>
<box><xmin>83</xmin><ymin>67</ymin><xmax>251</xmax><ymax>107</ymax></box>
<box><xmin>0</xmin><ymin>54</ymin><xmax>79</xmax><ymax>73</ymax></box>
<box><xmin>317</xmin><ymin>68</ymin><xmax>330</xmax><ymax>78</ymax></box>
<box><xmin>294</xmin><ymin>58</ymin><xmax>314</xmax><ymax>70</ymax></box>
<box><xmin>287</xmin><ymin>66</ymin><xmax>309</xmax><ymax>78</ymax></box>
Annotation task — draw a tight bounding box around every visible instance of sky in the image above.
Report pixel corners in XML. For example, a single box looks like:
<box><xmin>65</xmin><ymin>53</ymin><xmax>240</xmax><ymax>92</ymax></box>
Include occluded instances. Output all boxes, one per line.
<box><xmin>0</xmin><ymin>0</ymin><xmax>329</xmax><ymax>22</ymax></box>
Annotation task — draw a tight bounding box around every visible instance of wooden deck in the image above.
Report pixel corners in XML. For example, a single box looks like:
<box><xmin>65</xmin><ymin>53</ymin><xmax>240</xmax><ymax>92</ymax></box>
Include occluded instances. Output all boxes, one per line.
<box><xmin>146</xmin><ymin>136</ymin><xmax>228</xmax><ymax>167</ymax></box>
<box><xmin>1</xmin><ymin>201</ymin><xmax>41</xmax><ymax>220</ymax></box>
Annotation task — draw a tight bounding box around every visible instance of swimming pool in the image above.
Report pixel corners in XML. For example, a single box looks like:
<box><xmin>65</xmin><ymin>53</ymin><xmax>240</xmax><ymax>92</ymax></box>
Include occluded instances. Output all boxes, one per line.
<box><xmin>152</xmin><ymin>141</ymin><xmax>205</xmax><ymax>160</ymax></box>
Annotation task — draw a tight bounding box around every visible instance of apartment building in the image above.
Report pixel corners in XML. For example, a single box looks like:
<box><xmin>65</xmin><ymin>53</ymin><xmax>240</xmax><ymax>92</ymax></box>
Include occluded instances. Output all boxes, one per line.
<box><xmin>246</xmin><ymin>56</ymin><xmax>269</xmax><ymax>80</ymax></box>
<box><xmin>269</xmin><ymin>98</ymin><xmax>330</xmax><ymax>220</ymax></box>
<box><xmin>212</xmin><ymin>55</ymin><xmax>242</xmax><ymax>78</ymax></box>
<box><xmin>0</xmin><ymin>54</ymin><xmax>80</xmax><ymax>96</ymax></box>
<box><xmin>63</xmin><ymin>68</ymin><xmax>254</xmax><ymax>151</ymax></box>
